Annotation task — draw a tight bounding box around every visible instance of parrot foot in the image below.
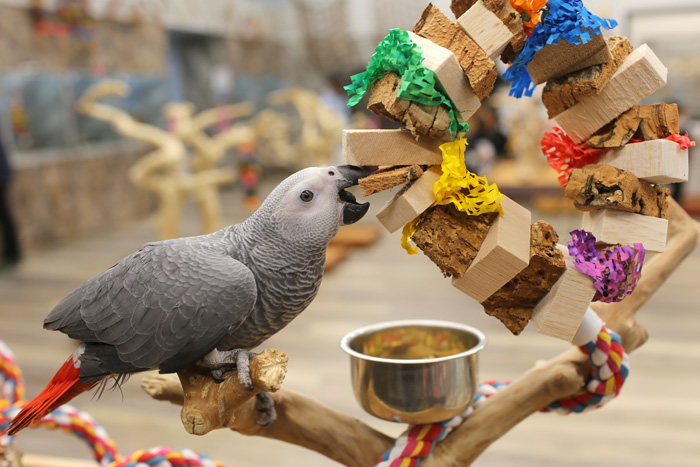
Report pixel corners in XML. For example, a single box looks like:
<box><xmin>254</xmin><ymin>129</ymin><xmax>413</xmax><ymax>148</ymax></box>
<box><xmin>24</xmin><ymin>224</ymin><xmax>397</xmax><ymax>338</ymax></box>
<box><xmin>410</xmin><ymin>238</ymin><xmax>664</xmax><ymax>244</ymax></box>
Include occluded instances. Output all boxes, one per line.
<box><xmin>199</xmin><ymin>348</ymin><xmax>258</xmax><ymax>390</ymax></box>
<box><xmin>255</xmin><ymin>391</ymin><xmax>277</xmax><ymax>426</ymax></box>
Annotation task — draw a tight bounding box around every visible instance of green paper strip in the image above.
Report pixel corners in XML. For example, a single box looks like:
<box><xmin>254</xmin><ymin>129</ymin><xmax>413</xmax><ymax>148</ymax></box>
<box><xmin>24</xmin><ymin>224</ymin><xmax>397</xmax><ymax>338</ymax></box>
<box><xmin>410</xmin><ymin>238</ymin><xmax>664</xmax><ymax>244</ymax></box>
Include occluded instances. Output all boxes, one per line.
<box><xmin>345</xmin><ymin>28</ymin><xmax>469</xmax><ymax>138</ymax></box>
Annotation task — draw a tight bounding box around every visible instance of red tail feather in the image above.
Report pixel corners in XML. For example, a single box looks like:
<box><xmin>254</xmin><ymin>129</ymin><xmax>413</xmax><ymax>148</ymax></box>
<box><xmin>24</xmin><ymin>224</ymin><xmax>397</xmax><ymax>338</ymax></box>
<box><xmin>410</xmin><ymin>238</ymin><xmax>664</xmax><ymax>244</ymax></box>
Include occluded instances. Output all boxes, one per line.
<box><xmin>8</xmin><ymin>350</ymin><xmax>93</xmax><ymax>435</ymax></box>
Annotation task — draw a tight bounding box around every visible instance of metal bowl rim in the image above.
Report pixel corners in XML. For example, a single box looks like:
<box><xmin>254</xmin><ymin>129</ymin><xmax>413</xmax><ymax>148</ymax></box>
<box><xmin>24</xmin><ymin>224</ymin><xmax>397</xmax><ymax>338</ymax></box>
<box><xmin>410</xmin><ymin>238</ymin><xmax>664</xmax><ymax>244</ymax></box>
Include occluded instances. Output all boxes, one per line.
<box><xmin>339</xmin><ymin>319</ymin><xmax>488</xmax><ymax>364</ymax></box>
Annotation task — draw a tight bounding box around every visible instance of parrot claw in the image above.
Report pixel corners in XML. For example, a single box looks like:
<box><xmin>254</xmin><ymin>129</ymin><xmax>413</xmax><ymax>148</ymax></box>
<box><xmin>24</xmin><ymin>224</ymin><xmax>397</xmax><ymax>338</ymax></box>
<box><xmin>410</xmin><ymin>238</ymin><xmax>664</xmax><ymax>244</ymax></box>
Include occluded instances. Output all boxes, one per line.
<box><xmin>200</xmin><ymin>348</ymin><xmax>258</xmax><ymax>389</ymax></box>
<box><xmin>255</xmin><ymin>392</ymin><xmax>277</xmax><ymax>426</ymax></box>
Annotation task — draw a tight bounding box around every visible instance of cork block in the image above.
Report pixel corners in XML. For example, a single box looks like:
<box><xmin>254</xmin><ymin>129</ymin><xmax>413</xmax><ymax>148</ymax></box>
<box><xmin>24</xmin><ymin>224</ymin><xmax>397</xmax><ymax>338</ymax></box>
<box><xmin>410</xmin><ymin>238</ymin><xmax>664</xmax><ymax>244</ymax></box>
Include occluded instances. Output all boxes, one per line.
<box><xmin>342</xmin><ymin>129</ymin><xmax>443</xmax><ymax>166</ymax></box>
<box><xmin>452</xmin><ymin>196</ymin><xmax>531</xmax><ymax>302</ymax></box>
<box><xmin>541</xmin><ymin>35</ymin><xmax>633</xmax><ymax>118</ymax></box>
<box><xmin>531</xmin><ymin>244</ymin><xmax>596</xmax><ymax>342</ymax></box>
<box><xmin>406</xmin><ymin>31</ymin><xmax>481</xmax><ymax>119</ymax></box>
<box><xmin>565</xmin><ymin>164</ymin><xmax>670</xmax><ymax>219</ymax></box>
<box><xmin>375</xmin><ymin>166</ymin><xmax>442</xmax><ymax>233</ymax></box>
<box><xmin>554</xmin><ymin>44</ymin><xmax>668</xmax><ymax>143</ymax></box>
<box><xmin>413</xmin><ymin>205</ymin><xmax>498</xmax><ymax>278</ymax></box>
<box><xmin>585</xmin><ymin>103</ymin><xmax>679</xmax><ymax>149</ymax></box>
<box><xmin>368</xmin><ymin>73</ymin><xmax>452</xmax><ymax>139</ymax></box>
<box><xmin>597</xmin><ymin>139</ymin><xmax>688</xmax><ymax>184</ymax></box>
<box><xmin>456</xmin><ymin>0</ymin><xmax>514</xmax><ymax>60</ymax></box>
<box><xmin>528</xmin><ymin>34</ymin><xmax>612</xmax><ymax>85</ymax></box>
<box><xmin>581</xmin><ymin>209</ymin><xmax>668</xmax><ymax>253</ymax></box>
<box><xmin>481</xmin><ymin>221</ymin><xmax>566</xmax><ymax>335</ymax></box>
<box><xmin>359</xmin><ymin>165</ymin><xmax>424</xmax><ymax>196</ymax></box>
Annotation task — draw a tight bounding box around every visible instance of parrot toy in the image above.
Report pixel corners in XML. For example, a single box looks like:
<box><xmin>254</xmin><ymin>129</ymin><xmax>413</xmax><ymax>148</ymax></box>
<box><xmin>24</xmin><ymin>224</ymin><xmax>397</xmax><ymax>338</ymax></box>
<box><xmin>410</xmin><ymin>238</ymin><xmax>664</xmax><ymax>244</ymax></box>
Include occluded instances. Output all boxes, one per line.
<box><xmin>8</xmin><ymin>165</ymin><xmax>370</xmax><ymax>434</ymax></box>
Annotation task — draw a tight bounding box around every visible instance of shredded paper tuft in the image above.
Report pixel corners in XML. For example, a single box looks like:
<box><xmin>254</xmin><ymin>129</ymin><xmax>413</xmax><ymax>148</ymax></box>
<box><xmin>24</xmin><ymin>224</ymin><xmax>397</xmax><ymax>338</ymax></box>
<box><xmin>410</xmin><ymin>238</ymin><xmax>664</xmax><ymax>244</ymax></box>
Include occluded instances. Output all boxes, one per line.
<box><xmin>541</xmin><ymin>127</ymin><xmax>608</xmax><ymax>188</ymax></box>
<box><xmin>345</xmin><ymin>28</ymin><xmax>469</xmax><ymax>137</ymax></box>
<box><xmin>504</xmin><ymin>0</ymin><xmax>617</xmax><ymax>98</ymax></box>
<box><xmin>400</xmin><ymin>138</ymin><xmax>504</xmax><ymax>254</ymax></box>
<box><xmin>568</xmin><ymin>230</ymin><xmax>645</xmax><ymax>303</ymax></box>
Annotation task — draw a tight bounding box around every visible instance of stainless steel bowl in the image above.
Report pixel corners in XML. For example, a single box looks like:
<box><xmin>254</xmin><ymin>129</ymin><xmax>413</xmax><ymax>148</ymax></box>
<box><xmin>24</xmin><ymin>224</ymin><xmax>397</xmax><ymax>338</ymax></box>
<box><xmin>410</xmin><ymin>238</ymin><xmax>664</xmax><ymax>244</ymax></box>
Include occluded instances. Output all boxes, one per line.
<box><xmin>340</xmin><ymin>319</ymin><xmax>487</xmax><ymax>424</ymax></box>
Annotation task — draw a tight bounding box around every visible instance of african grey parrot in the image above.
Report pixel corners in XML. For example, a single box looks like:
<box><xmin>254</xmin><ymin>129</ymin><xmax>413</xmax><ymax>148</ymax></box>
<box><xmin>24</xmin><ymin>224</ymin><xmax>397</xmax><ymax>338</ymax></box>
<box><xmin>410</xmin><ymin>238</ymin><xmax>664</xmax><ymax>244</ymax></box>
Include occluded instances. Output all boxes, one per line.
<box><xmin>8</xmin><ymin>165</ymin><xmax>369</xmax><ymax>434</ymax></box>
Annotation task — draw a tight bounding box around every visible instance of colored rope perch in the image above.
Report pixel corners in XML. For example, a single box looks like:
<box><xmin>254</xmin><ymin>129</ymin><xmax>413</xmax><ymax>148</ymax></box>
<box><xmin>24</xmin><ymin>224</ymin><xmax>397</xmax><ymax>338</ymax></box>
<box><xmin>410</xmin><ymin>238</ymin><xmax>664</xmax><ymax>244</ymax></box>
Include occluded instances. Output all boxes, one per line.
<box><xmin>504</xmin><ymin>0</ymin><xmax>617</xmax><ymax>98</ymax></box>
<box><xmin>0</xmin><ymin>337</ymin><xmax>224</xmax><ymax>467</ymax></box>
<box><xmin>568</xmin><ymin>229</ymin><xmax>645</xmax><ymax>303</ymax></box>
<box><xmin>400</xmin><ymin>138</ymin><xmax>504</xmax><ymax>255</ymax></box>
<box><xmin>545</xmin><ymin>327</ymin><xmax>629</xmax><ymax>414</ymax></box>
<box><xmin>375</xmin><ymin>383</ymin><xmax>507</xmax><ymax>467</ymax></box>
<box><xmin>345</xmin><ymin>28</ymin><xmax>469</xmax><ymax>137</ymax></box>
<box><xmin>0</xmin><ymin>338</ymin><xmax>25</xmax><ymax>404</ymax></box>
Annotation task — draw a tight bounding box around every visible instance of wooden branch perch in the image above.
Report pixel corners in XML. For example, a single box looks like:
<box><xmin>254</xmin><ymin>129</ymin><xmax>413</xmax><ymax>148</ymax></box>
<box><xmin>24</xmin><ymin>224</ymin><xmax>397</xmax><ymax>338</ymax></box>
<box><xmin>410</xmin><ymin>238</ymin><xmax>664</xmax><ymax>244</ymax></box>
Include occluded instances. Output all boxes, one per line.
<box><xmin>143</xmin><ymin>197</ymin><xmax>699</xmax><ymax>466</ymax></box>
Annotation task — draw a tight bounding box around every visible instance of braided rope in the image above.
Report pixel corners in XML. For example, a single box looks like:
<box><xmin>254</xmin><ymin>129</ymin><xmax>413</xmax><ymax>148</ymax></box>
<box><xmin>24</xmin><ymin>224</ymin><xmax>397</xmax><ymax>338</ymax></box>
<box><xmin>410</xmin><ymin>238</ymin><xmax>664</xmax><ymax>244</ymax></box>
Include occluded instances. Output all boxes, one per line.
<box><xmin>0</xmin><ymin>337</ymin><xmax>225</xmax><ymax>467</ymax></box>
<box><xmin>375</xmin><ymin>382</ymin><xmax>507</xmax><ymax>466</ymax></box>
<box><xmin>0</xmin><ymin>338</ymin><xmax>25</xmax><ymax>404</ymax></box>
<box><xmin>544</xmin><ymin>326</ymin><xmax>629</xmax><ymax>414</ymax></box>
<box><xmin>107</xmin><ymin>446</ymin><xmax>224</xmax><ymax>467</ymax></box>
<box><xmin>0</xmin><ymin>399</ymin><xmax>121</xmax><ymax>465</ymax></box>
<box><xmin>377</xmin><ymin>327</ymin><xmax>629</xmax><ymax>465</ymax></box>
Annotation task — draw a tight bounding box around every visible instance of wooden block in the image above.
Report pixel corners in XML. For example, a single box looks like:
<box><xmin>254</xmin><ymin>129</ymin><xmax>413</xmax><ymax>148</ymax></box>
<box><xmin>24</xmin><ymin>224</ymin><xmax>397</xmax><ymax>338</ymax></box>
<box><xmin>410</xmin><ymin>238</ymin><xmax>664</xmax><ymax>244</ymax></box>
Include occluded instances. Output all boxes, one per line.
<box><xmin>554</xmin><ymin>44</ymin><xmax>668</xmax><ymax>143</ymax></box>
<box><xmin>413</xmin><ymin>204</ymin><xmax>498</xmax><ymax>278</ymax></box>
<box><xmin>565</xmin><ymin>164</ymin><xmax>670</xmax><ymax>219</ymax></box>
<box><xmin>597</xmin><ymin>139</ymin><xmax>688</xmax><ymax>184</ymax></box>
<box><xmin>368</xmin><ymin>73</ymin><xmax>452</xmax><ymax>139</ymax></box>
<box><xmin>359</xmin><ymin>165</ymin><xmax>425</xmax><ymax>196</ymax></box>
<box><xmin>413</xmin><ymin>4</ymin><xmax>497</xmax><ymax>101</ymax></box>
<box><xmin>585</xmin><ymin>103</ymin><xmax>679</xmax><ymax>148</ymax></box>
<box><xmin>342</xmin><ymin>129</ymin><xmax>443</xmax><ymax>166</ymax></box>
<box><xmin>528</xmin><ymin>34</ymin><xmax>612</xmax><ymax>86</ymax></box>
<box><xmin>542</xmin><ymin>36</ymin><xmax>633</xmax><ymax>118</ymax></box>
<box><xmin>481</xmin><ymin>221</ymin><xmax>566</xmax><ymax>335</ymax></box>
<box><xmin>406</xmin><ymin>31</ymin><xmax>481</xmax><ymax>119</ymax></box>
<box><xmin>375</xmin><ymin>166</ymin><xmax>442</xmax><ymax>233</ymax></box>
<box><xmin>531</xmin><ymin>244</ymin><xmax>596</xmax><ymax>342</ymax></box>
<box><xmin>452</xmin><ymin>196</ymin><xmax>531</xmax><ymax>302</ymax></box>
<box><xmin>450</xmin><ymin>0</ymin><xmax>526</xmax><ymax>64</ymax></box>
<box><xmin>581</xmin><ymin>209</ymin><xmax>668</xmax><ymax>253</ymax></box>
<box><xmin>456</xmin><ymin>0</ymin><xmax>514</xmax><ymax>60</ymax></box>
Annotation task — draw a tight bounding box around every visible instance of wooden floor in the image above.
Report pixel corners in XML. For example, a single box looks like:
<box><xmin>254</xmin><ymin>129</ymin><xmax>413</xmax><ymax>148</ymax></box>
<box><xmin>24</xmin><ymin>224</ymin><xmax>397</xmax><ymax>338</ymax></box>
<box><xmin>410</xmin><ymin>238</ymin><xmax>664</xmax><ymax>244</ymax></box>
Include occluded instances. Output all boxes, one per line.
<box><xmin>2</xmin><ymin>179</ymin><xmax>699</xmax><ymax>466</ymax></box>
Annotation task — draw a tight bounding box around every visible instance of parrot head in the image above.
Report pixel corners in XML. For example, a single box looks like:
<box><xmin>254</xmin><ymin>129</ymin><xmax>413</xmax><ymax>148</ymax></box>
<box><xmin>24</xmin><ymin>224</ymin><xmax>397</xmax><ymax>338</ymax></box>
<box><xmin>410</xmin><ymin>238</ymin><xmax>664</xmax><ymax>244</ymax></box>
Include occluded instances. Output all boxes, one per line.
<box><xmin>255</xmin><ymin>165</ymin><xmax>370</xmax><ymax>245</ymax></box>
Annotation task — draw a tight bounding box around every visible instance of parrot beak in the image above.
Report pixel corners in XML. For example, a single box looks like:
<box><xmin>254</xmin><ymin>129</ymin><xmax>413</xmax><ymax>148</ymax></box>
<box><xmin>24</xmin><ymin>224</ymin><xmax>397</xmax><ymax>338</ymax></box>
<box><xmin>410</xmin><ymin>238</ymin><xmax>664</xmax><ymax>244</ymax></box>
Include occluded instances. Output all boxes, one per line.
<box><xmin>335</xmin><ymin>165</ymin><xmax>371</xmax><ymax>225</ymax></box>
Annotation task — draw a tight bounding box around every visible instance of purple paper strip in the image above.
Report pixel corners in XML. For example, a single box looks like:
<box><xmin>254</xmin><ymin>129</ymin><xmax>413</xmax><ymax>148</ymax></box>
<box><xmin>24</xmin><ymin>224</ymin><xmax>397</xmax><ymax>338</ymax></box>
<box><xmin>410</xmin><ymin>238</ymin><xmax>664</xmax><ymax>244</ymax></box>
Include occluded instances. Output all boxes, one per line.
<box><xmin>568</xmin><ymin>229</ymin><xmax>645</xmax><ymax>303</ymax></box>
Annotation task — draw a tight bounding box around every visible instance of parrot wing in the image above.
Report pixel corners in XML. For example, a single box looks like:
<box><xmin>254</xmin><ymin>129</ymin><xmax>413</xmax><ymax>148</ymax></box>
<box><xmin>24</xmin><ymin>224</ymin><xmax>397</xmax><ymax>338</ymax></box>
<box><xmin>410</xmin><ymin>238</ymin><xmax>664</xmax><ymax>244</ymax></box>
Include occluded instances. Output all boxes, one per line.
<box><xmin>44</xmin><ymin>238</ymin><xmax>257</xmax><ymax>378</ymax></box>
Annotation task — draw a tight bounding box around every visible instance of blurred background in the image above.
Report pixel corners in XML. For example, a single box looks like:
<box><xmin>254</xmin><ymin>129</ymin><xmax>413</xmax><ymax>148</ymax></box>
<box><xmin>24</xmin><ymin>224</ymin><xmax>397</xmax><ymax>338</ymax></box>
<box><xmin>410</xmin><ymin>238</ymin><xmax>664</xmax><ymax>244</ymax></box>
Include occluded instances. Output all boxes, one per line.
<box><xmin>0</xmin><ymin>0</ymin><xmax>699</xmax><ymax>466</ymax></box>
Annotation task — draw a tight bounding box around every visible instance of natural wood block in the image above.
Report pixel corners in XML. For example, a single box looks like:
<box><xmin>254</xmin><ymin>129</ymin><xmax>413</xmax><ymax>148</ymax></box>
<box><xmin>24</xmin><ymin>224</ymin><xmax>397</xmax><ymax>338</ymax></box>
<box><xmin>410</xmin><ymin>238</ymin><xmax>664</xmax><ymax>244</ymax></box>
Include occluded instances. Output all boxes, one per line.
<box><xmin>554</xmin><ymin>44</ymin><xmax>668</xmax><ymax>143</ymax></box>
<box><xmin>413</xmin><ymin>4</ymin><xmax>497</xmax><ymax>101</ymax></box>
<box><xmin>375</xmin><ymin>166</ymin><xmax>442</xmax><ymax>233</ymax></box>
<box><xmin>528</xmin><ymin>34</ymin><xmax>612</xmax><ymax>85</ymax></box>
<box><xmin>452</xmin><ymin>196</ymin><xmax>531</xmax><ymax>302</ymax></box>
<box><xmin>531</xmin><ymin>244</ymin><xmax>596</xmax><ymax>342</ymax></box>
<box><xmin>406</xmin><ymin>31</ymin><xmax>481</xmax><ymax>118</ymax></box>
<box><xmin>450</xmin><ymin>0</ymin><xmax>526</xmax><ymax>64</ymax></box>
<box><xmin>456</xmin><ymin>0</ymin><xmax>514</xmax><ymax>60</ymax></box>
<box><xmin>368</xmin><ymin>73</ymin><xmax>452</xmax><ymax>139</ymax></box>
<box><xmin>359</xmin><ymin>165</ymin><xmax>425</xmax><ymax>196</ymax></box>
<box><xmin>585</xmin><ymin>103</ymin><xmax>679</xmax><ymax>148</ymax></box>
<box><xmin>481</xmin><ymin>221</ymin><xmax>566</xmax><ymax>335</ymax></box>
<box><xmin>342</xmin><ymin>129</ymin><xmax>444</xmax><ymax>166</ymax></box>
<box><xmin>413</xmin><ymin>203</ymin><xmax>498</xmax><ymax>278</ymax></box>
<box><xmin>565</xmin><ymin>164</ymin><xmax>670</xmax><ymax>219</ymax></box>
<box><xmin>581</xmin><ymin>209</ymin><xmax>668</xmax><ymax>253</ymax></box>
<box><xmin>597</xmin><ymin>139</ymin><xmax>688</xmax><ymax>184</ymax></box>
<box><xmin>542</xmin><ymin>36</ymin><xmax>633</xmax><ymax>118</ymax></box>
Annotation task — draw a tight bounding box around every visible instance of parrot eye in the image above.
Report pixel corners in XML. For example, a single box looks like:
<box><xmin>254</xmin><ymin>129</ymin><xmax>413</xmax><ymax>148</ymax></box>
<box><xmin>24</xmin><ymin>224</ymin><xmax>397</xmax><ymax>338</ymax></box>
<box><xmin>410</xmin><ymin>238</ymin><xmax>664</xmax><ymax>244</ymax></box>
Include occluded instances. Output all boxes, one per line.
<box><xmin>300</xmin><ymin>190</ymin><xmax>314</xmax><ymax>202</ymax></box>
<box><xmin>328</xmin><ymin>170</ymin><xmax>335</xmax><ymax>176</ymax></box>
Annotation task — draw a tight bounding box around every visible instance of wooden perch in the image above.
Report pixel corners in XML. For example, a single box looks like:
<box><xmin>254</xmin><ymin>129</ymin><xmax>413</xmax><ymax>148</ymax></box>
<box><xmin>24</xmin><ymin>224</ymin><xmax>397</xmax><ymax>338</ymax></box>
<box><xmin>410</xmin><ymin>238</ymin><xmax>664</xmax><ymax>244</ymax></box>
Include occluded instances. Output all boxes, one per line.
<box><xmin>143</xmin><ymin>201</ymin><xmax>698</xmax><ymax>467</ymax></box>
